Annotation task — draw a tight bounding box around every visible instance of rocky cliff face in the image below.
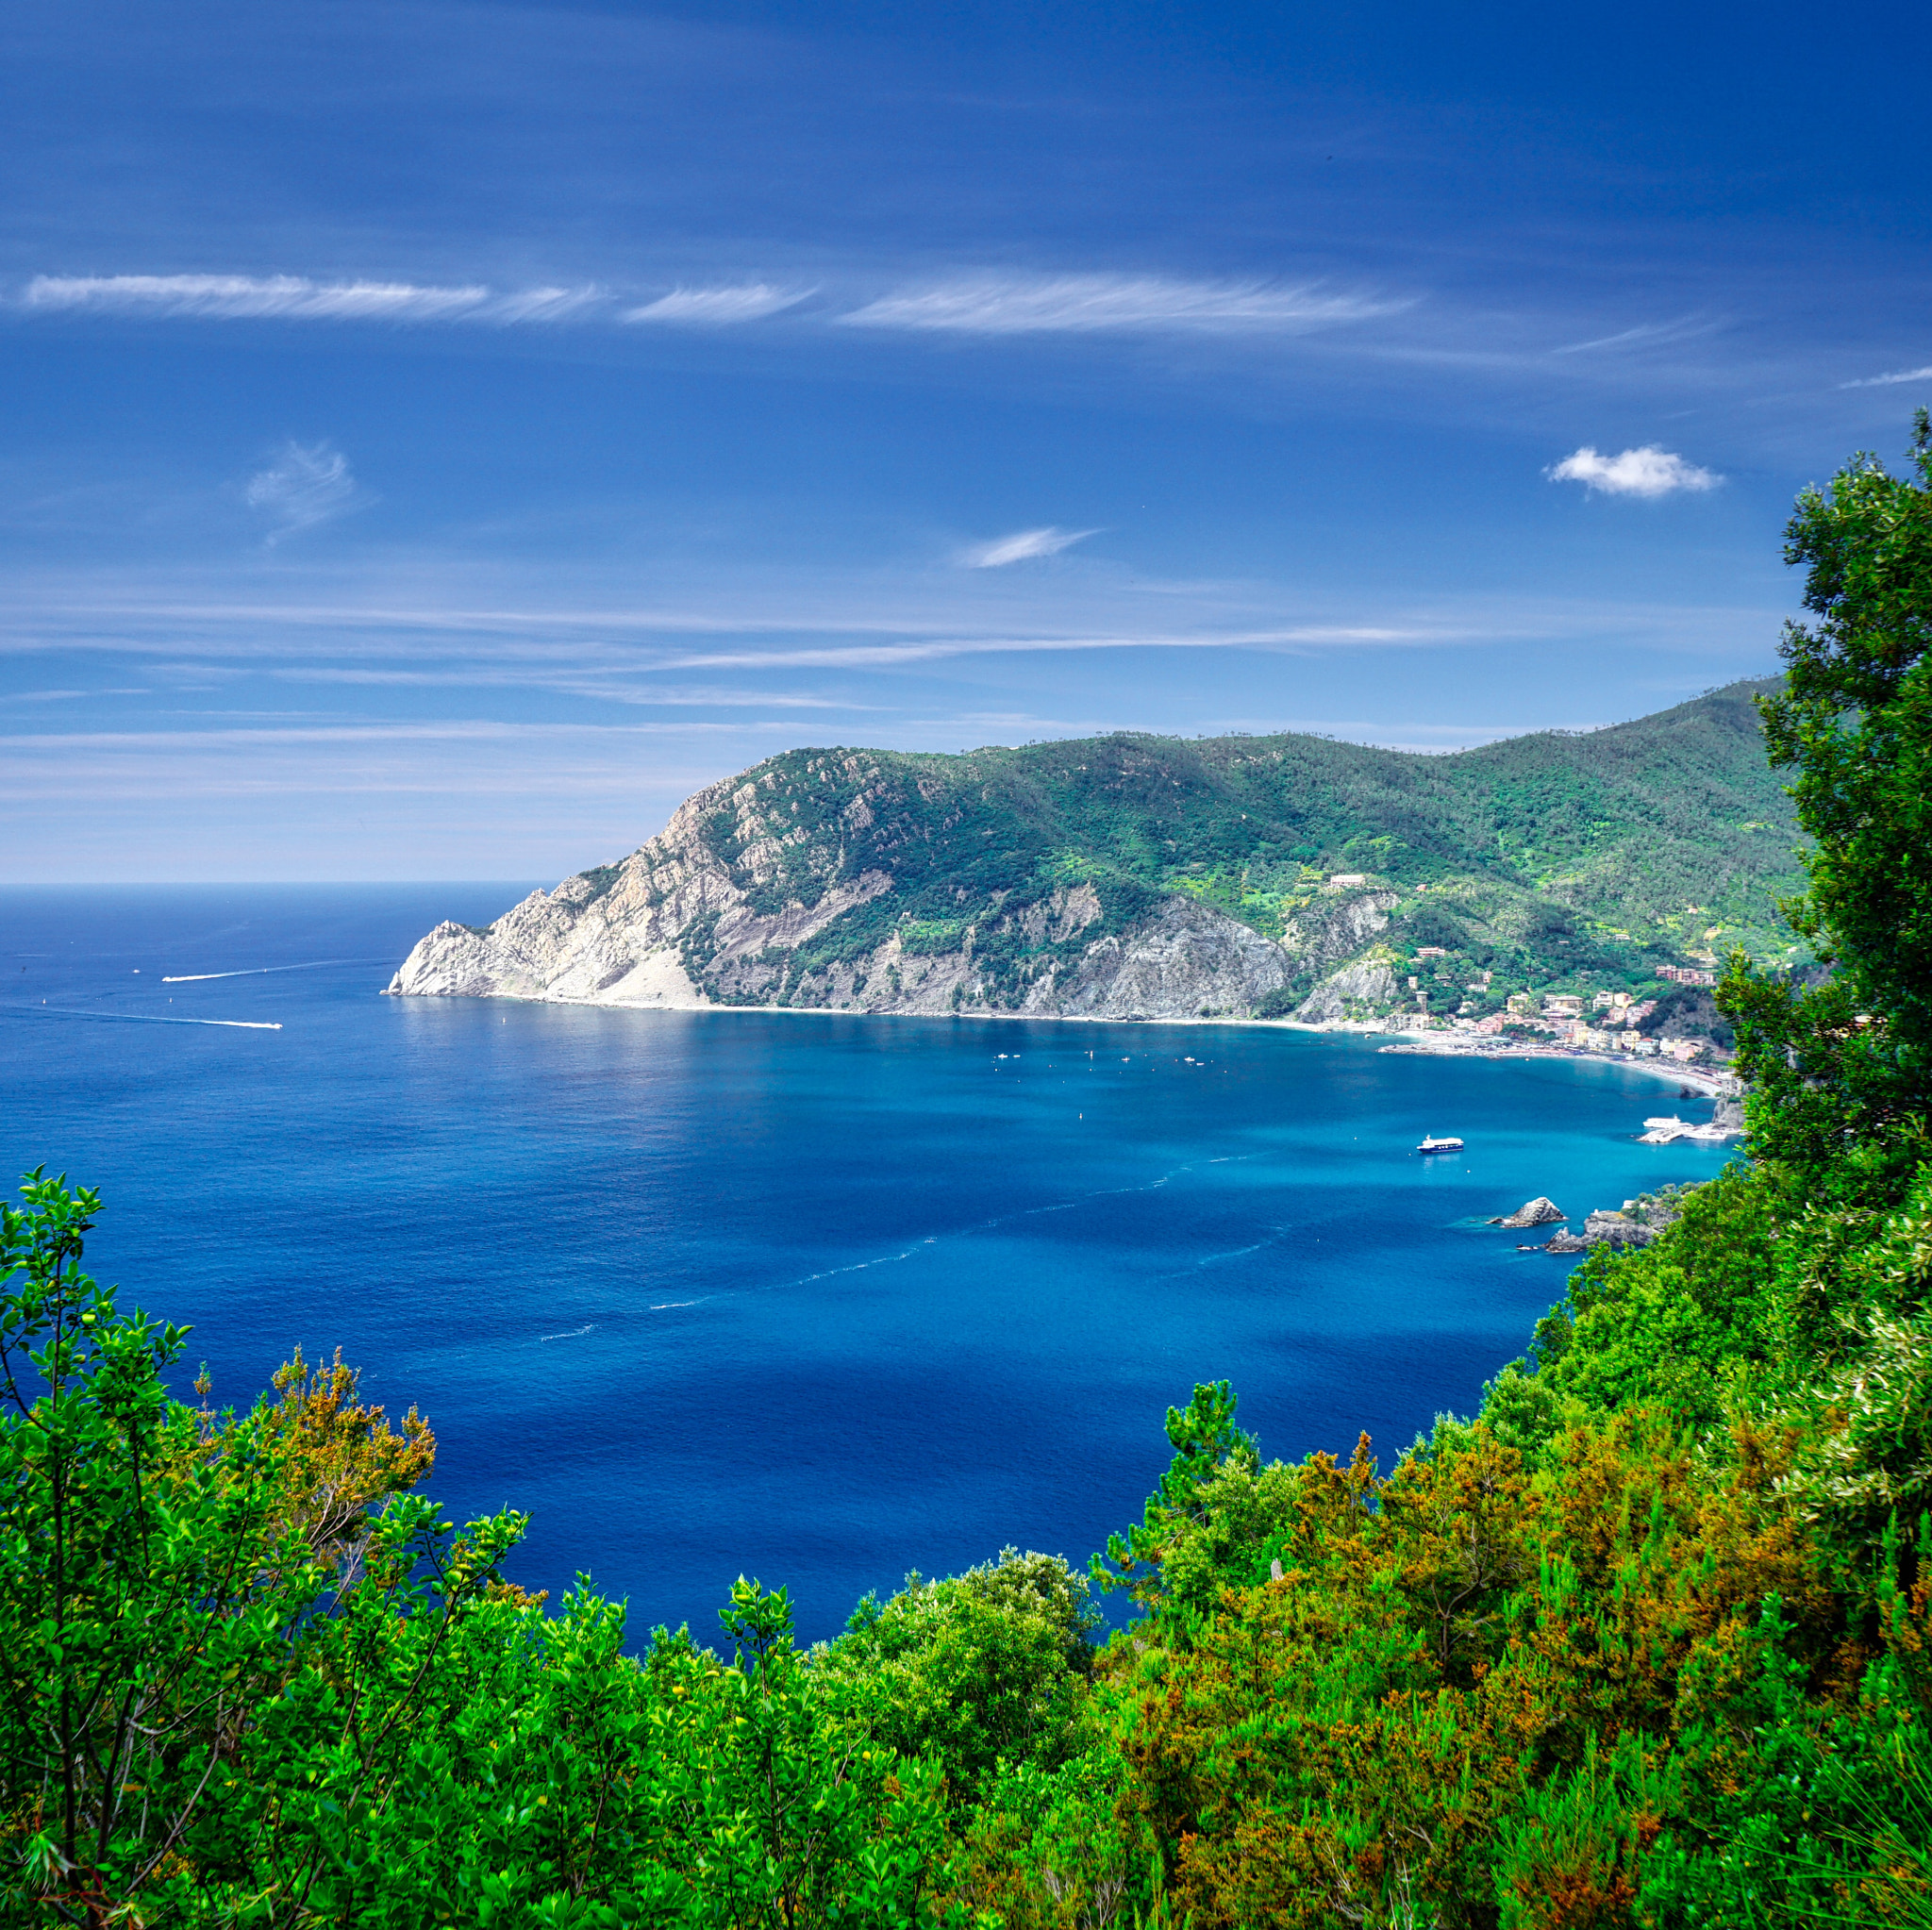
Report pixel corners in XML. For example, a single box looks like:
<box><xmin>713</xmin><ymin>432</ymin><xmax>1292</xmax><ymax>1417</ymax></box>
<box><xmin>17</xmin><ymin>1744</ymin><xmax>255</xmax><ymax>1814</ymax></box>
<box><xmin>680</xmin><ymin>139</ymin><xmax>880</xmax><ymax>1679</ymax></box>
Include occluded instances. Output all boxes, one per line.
<box><xmin>387</xmin><ymin>761</ymin><xmax>1399</xmax><ymax>1023</ymax></box>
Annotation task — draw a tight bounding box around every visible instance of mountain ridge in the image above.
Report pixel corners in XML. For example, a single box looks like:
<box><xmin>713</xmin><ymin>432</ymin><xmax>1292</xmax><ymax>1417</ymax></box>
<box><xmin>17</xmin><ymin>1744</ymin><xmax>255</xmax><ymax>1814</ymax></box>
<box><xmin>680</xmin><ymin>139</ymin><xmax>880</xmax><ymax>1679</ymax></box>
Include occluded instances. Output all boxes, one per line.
<box><xmin>388</xmin><ymin>679</ymin><xmax>1805</xmax><ymax>1025</ymax></box>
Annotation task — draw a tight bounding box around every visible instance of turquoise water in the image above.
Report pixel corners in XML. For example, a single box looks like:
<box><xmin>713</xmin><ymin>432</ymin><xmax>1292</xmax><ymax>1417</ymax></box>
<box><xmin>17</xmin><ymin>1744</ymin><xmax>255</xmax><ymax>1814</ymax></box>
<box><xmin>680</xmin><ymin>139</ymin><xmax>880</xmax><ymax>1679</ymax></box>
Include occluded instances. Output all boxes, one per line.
<box><xmin>2</xmin><ymin>886</ymin><xmax>1735</xmax><ymax>1640</ymax></box>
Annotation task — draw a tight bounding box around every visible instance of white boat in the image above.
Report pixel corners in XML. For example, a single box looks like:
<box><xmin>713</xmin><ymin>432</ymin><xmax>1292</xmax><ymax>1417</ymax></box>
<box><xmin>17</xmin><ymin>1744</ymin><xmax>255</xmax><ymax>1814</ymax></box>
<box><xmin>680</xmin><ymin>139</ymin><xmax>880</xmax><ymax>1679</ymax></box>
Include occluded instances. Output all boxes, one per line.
<box><xmin>1416</xmin><ymin>1135</ymin><xmax>1465</xmax><ymax>1154</ymax></box>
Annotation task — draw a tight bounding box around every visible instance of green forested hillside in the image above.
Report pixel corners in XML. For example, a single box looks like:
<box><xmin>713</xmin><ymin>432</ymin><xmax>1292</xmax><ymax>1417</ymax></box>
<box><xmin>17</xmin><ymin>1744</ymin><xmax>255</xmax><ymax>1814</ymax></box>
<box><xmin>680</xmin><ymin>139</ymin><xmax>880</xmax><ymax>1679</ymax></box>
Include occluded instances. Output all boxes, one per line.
<box><xmin>666</xmin><ymin>678</ymin><xmax>1804</xmax><ymax>1010</ymax></box>
<box><xmin>7</xmin><ymin>433</ymin><xmax>1930</xmax><ymax>1929</ymax></box>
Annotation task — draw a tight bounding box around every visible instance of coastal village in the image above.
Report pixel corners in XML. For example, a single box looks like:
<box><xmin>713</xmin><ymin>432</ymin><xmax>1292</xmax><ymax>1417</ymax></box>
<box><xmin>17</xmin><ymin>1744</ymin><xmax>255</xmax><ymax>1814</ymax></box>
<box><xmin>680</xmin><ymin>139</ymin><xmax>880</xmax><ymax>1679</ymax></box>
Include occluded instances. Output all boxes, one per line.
<box><xmin>1386</xmin><ymin>972</ymin><xmax>1731</xmax><ymax>1083</ymax></box>
<box><xmin>1306</xmin><ymin>868</ymin><xmax>1737</xmax><ymax>1081</ymax></box>
<box><xmin>1293</xmin><ymin>872</ymin><xmax>1749</xmax><ymax>1155</ymax></box>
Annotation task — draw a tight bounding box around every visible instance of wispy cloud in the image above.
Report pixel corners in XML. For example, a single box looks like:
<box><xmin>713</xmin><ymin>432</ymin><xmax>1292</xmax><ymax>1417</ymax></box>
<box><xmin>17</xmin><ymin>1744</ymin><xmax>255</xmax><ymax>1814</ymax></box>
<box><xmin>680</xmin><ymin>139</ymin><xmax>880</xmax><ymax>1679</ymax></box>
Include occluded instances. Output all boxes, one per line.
<box><xmin>1546</xmin><ymin>444</ymin><xmax>1720</xmax><ymax>498</ymax></box>
<box><xmin>3</xmin><ymin>572</ymin><xmax>1781</xmax><ymax>671</ymax></box>
<box><xmin>16</xmin><ymin>272</ymin><xmax>807</xmax><ymax>333</ymax></box>
<box><xmin>279</xmin><ymin>667</ymin><xmax>874</xmax><ymax>709</ymax></box>
<box><xmin>961</xmin><ymin>526</ymin><xmax>1100</xmax><ymax>568</ymax></box>
<box><xmin>1840</xmin><ymin>362</ymin><xmax>1932</xmax><ymax>389</ymax></box>
<box><xmin>1550</xmin><ymin>316</ymin><xmax>1718</xmax><ymax>357</ymax></box>
<box><xmin>487</xmin><ymin>284</ymin><xmax>606</xmax><ymax>323</ymax></box>
<box><xmin>623</xmin><ymin>284</ymin><xmax>812</xmax><ymax>324</ymax></box>
<box><xmin>841</xmin><ymin>272</ymin><xmax>1408</xmax><ymax>336</ymax></box>
<box><xmin>15</xmin><ymin>687</ymin><xmax>149</xmax><ymax>702</ymax></box>
<box><xmin>22</xmin><ymin>275</ymin><xmax>493</xmax><ymax>322</ymax></box>
<box><xmin>243</xmin><ymin>441</ymin><xmax>360</xmax><ymax>541</ymax></box>
<box><xmin>656</xmin><ymin>625</ymin><xmax>1444</xmax><ymax>672</ymax></box>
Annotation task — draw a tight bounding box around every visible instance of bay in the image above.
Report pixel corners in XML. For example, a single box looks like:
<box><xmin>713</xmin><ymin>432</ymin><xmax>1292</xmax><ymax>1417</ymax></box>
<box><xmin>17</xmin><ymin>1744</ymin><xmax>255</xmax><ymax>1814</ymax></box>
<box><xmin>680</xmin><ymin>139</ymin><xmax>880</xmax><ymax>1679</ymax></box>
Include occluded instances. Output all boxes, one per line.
<box><xmin>2</xmin><ymin>884</ymin><xmax>1735</xmax><ymax>1641</ymax></box>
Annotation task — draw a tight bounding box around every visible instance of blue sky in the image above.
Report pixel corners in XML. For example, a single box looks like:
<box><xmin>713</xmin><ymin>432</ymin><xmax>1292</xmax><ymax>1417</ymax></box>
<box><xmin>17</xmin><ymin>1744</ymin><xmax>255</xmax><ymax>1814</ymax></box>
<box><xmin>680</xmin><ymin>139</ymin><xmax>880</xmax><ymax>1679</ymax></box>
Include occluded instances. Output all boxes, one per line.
<box><xmin>5</xmin><ymin>0</ymin><xmax>1928</xmax><ymax>880</ymax></box>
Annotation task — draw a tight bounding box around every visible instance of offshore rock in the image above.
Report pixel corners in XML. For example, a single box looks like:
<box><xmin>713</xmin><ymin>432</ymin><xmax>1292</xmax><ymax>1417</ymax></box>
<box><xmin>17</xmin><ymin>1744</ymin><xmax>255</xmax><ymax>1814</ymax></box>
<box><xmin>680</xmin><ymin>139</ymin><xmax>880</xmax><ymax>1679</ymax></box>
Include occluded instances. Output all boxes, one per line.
<box><xmin>1492</xmin><ymin>1196</ymin><xmax>1566</xmax><ymax>1228</ymax></box>
<box><xmin>1536</xmin><ymin>1186</ymin><xmax>1702</xmax><ymax>1255</ymax></box>
<box><xmin>1582</xmin><ymin>1209</ymin><xmax>1656</xmax><ymax>1249</ymax></box>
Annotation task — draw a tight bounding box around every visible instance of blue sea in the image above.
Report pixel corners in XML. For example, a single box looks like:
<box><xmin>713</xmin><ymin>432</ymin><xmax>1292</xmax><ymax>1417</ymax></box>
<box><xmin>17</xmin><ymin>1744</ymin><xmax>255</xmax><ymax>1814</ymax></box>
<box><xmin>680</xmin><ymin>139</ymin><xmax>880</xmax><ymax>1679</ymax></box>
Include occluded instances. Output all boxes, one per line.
<box><xmin>3</xmin><ymin>886</ymin><xmax>1736</xmax><ymax>1642</ymax></box>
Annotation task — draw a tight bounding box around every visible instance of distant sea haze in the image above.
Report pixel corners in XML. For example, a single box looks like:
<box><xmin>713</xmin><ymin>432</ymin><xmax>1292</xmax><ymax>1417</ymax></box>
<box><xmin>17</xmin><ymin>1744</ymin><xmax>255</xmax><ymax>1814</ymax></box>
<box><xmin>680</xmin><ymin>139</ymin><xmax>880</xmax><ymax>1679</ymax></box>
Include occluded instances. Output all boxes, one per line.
<box><xmin>0</xmin><ymin>885</ymin><xmax>1735</xmax><ymax>1640</ymax></box>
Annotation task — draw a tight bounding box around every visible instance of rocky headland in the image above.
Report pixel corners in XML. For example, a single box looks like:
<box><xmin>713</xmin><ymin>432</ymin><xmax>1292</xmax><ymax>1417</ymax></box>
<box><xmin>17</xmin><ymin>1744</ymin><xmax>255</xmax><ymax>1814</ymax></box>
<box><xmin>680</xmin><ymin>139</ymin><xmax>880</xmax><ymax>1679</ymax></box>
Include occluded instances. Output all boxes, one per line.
<box><xmin>388</xmin><ymin>688</ymin><xmax>1801</xmax><ymax>1031</ymax></box>
<box><xmin>388</xmin><ymin>759</ymin><xmax>1402</xmax><ymax>1023</ymax></box>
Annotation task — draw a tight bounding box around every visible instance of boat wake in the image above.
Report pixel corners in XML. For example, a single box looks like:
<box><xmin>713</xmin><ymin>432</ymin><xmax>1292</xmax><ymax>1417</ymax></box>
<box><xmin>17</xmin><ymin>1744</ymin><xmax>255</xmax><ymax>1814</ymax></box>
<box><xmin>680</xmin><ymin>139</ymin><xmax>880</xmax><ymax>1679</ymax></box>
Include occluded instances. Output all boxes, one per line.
<box><xmin>1166</xmin><ymin>1231</ymin><xmax>1287</xmax><ymax>1275</ymax></box>
<box><xmin>758</xmin><ymin>1154</ymin><xmax>1264</xmax><ymax>1302</ymax></box>
<box><xmin>2</xmin><ymin>1006</ymin><xmax>282</xmax><ymax>1030</ymax></box>
<box><xmin>786</xmin><ymin>1242</ymin><xmax>934</xmax><ymax>1289</ymax></box>
<box><xmin>539</xmin><ymin>1323</ymin><xmax>595</xmax><ymax>1342</ymax></box>
<box><xmin>161</xmin><ymin>958</ymin><xmax>363</xmax><ymax>983</ymax></box>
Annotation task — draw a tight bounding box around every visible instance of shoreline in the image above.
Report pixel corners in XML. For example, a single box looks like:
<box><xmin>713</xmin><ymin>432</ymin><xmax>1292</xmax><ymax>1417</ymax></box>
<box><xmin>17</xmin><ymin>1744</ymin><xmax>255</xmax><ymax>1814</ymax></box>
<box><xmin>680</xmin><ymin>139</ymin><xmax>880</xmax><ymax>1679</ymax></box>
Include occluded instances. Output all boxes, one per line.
<box><xmin>1374</xmin><ymin>1034</ymin><xmax>1730</xmax><ymax>1094</ymax></box>
<box><xmin>389</xmin><ymin>987</ymin><xmax>1732</xmax><ymax>1091</ymax></box>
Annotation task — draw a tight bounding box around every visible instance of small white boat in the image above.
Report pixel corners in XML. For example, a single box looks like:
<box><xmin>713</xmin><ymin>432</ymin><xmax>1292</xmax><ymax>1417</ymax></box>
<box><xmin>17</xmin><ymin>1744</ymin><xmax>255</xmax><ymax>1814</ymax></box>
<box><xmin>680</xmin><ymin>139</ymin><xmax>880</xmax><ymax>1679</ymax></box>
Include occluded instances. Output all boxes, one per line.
<box><xmin>1416</xmin><ymin>1135</ymin><xmax>1465</xmax><ymax>1154</ymax></box>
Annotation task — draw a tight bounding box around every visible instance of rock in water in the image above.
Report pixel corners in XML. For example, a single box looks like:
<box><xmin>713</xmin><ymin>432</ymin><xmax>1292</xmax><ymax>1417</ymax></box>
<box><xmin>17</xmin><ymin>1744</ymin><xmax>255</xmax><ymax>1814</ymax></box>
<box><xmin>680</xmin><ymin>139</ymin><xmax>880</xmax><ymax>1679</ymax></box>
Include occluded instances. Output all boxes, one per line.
<box><xmin>1492</xmin><ymin>1195</ymin><xmax>1565</xmax><ymax>1228</ymax></box>
<box><xmin>1542</xmin><ymin>1229</ymin><xmax>1590</xmax><ymax>1254</ymax></box>
<box><xmin>1582</xmin><ymin>1209</ymin><xmax>1654</xmax><ymax>1248</ymax></box>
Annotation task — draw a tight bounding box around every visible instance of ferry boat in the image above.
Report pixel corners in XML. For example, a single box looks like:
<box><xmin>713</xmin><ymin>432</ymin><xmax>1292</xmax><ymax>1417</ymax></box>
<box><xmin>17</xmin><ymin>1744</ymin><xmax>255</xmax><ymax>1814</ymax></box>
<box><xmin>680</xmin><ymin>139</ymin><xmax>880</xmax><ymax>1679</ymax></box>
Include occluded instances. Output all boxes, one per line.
<box><xmin>1415</xmin><ymin>1135</ymin><xmax>1465</xmax><ymax>1154</ymax></box>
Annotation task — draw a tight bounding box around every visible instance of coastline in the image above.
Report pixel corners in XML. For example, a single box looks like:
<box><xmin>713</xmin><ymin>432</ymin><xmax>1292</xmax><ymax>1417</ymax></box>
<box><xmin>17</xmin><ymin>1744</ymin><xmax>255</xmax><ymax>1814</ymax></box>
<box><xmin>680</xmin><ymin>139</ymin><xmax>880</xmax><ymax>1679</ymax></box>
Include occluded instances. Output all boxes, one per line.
<box><xmin>387</xmin><ymin>985</ymin><xmax>1731</xmax><ymax>1092</ymax></box>
<box><xmin>1373</xmin><ymin>1033</ymin><xmax>1730</xmax><ymax>1094</ymax></box>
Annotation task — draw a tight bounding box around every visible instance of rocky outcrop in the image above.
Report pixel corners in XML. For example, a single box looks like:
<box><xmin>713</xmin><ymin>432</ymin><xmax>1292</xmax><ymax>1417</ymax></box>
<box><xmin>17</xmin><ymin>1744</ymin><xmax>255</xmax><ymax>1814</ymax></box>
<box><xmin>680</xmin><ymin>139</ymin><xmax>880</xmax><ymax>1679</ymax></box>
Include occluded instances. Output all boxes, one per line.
<box><xmin>1045</xmin><ymin>896</ymin><xmax>1292</xmax><ymax>1019</ymax></box>
<box><xmin>1582</xmin><ymin>1209</ymin><xmax>1654</xmax><ymax>1249</ymax></box>
<box><xmin>1281</xmin><ymin>890</ymin><xmax>1400</xmax><ymax>976</ymax></box>
<box><xmin>1530</xmin><ymin>1185</ymin><xmax>1701</xmax><ymax>1255</ymax></box>
<box><xmin>1290</xmin><ymin>957</ymin><xmax>1399</xmax><ymax>1025</ymax></box>
<box><xmin>1540</xmin><ymin>1214</ymin><xmax>1651</xmax><ymax>1255</ymax></box>
<box><xmin>1538</xmin><ymin>1213</ymin><xmax>1652</xmax><ymax>1255</ymax></box>
<box><xmin>391</xmin><ymin>884</ymin><xmax>1307</xmax><ymax>1023</ymax></box>
<box><xmin>1492</xmin><ymin>1196</ymin><xmax>1565</xmax><ymax>1228</ymax></box>
<box><xmin>1709</xmin><ymin>1078</ymin><xmax>1745</xmax><ymax>1134</ymax></box>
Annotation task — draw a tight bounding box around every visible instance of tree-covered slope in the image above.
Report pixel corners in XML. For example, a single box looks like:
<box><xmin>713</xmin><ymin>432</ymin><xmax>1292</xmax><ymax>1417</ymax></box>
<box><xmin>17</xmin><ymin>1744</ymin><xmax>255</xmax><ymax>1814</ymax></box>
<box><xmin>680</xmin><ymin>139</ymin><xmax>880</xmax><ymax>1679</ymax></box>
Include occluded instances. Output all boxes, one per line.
<box><xmin>392</xmin><ymin>677</ymin><xmax>1806</xmax><ymax>1023</ymax></box>
<box><xmin>686</xmin><ymin>676</ymin><xmax>1797</xmax><ymax>976</ymax></box>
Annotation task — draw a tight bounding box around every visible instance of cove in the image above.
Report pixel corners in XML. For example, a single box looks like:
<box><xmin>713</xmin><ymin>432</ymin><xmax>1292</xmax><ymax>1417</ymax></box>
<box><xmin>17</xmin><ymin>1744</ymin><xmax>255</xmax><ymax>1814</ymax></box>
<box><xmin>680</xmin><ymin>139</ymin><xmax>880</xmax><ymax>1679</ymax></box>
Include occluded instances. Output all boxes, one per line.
<box><xmin>1</xmin><ymin>885</ymin><xmax>1736</xmax><ymax>1640</ymax></box>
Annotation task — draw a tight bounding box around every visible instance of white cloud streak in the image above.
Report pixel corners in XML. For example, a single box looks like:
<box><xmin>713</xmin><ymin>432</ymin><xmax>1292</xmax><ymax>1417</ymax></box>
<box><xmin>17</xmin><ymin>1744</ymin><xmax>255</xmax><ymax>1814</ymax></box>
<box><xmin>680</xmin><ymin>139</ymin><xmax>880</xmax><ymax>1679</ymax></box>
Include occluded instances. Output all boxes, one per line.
<box><xmin>653</xmin><ymin>626</ymin><xmax>1440</xmax><ymax>671</ymax></box>
<box><xmin>841</xmin><ymin>272</ymin><xmax>1409</xmax><ymax>335</ymax></box>
<box><xmin>243</xmin><ymin>441</ymin><xmax>359</xmax><ymax>541</ymax></box>
<box><xmin>11</xmin><ymin>265</ymin><xmax>1428</xmax><ymax>350</ymax></box>
<box><xmin>1546</xmin><ymin>444</ymin><xmax>1721</xmax><ymax>498</ymax></box>
<box><xmin>961</xmin><ymin>526</ymin><xmax>1099</xmax><ymax>568</ymax></box>
<box><xmin>0</xmin><ymin>719</ymin><xmax>814</xmax><ymax>811</ymax></box>
<box><xmin>622</xmin><ymin>284</ymin><xmax>812</xmax><ymax>324</ymax></box>
<box><xmin>16</xmin><ymin>687</ymin><xmax>149</xmax><ymax>702</ymax></box>
<box><xmin>486</xmin><ymin>284</ymin><xmax>606</xmax><ymax>323</ymax></box>
<box><xmin>22</xmin><ymin>275</ymin><xmax>493</xmax><ymax>322</ymax></box>
<box><xmin>1840</xmin><ymin>363</ymin><xmax>1932</xmax><ymax>389</ymax></box>
<box><xmin>1549</xmin><ymin>317</ymin><xmax>1718</xmax><ymax>357</ymax></box>
<box><xmin>279</xmin><ymin>667</ymin><xmax>874</xmax><ymax>708</ymax></box>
